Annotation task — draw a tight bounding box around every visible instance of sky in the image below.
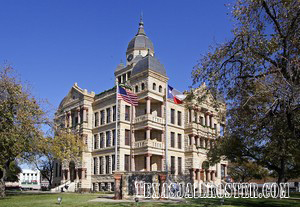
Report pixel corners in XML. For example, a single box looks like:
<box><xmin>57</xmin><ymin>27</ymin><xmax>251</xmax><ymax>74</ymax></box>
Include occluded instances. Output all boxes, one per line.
<box><xmin>0</xmin><ymin>0</ymin><xmax>234</xmax><ymax>114</ymax></box>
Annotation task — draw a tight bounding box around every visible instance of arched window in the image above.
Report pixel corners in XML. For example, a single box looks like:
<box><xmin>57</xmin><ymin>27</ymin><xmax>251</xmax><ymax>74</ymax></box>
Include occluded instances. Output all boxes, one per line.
<box><xmin>135</xmin><ymin>85</ymin><xmax>139</xmax><ymax>93</ymax></box>
<box><xmin>159</xmin><ymin>85</ymin><xmax>162</xmax><ymax>93</ymax></box>
<box><xmin>153</xmin><ymin>83</ymin><xmax>156</xmax><ymax>90</ymax></box>
<box><xmin>141</xmin><ymin>83</ymin><xmax>145</xmax><ymax>90</ymax></box>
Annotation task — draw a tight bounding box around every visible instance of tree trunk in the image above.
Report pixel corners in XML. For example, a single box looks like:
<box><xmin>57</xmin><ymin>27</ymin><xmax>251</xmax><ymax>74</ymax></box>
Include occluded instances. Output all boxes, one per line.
<box><xmin>0</xmin><ymin>168</ymin><xmax>6</xmax><ymax>198</ymax></box>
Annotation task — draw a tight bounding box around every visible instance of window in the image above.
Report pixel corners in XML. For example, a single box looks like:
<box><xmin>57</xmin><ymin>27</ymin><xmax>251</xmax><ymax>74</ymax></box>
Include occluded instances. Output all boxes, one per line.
<box><xmin>159</xmin><ymin>85</ymin><xmax>162</xmax><ymax>93</ymax></box>
<box><xmin>105</xmin><ymin>156</ymin><xmax>110</xmax><ymax>174</ymax></box>
<box><xmin>100</xmin><ymin>133</ymin><xmax>104</xmax><ymax>148</ymax></box>
<box><xmin>94</xmin><ymin>112</ymin><xmax>99</xmax><ymax>127</ymax></box>
<box><xmin>94</xmin><ymin>134</ymin><xmax>98</xmax><ymax>149</ymax></box>
<box><xmin>125</xmin><ymin>129</ymin><xmax>130</xmax><ymax>146</ymax></box>
<box><xmin>221</xmin><ymin>164</ymin><xmax>225</xmax><ymax>179</ymax></box>
<box><xmin>113</xmin><ymin>106</ymin><xmax>116</xmax><ymax>121</ymax></box>
<box><xmin>125</xmin><ymin>155</ymin><xmax>130</xmax><ymax>171</ymax></box>
<box><xmin>125</xmin><ymin>105</ymin><xmax>130</xmax><ymax>121</ymax></box>
<box><xmin>214</xmin><ymin>124</ymin><xmax>217</xmax><ymax>133</ymax></box>
<box><xmin>189</xmin><ymin>109</ymin><xmax>192</xmax><ymax>122</ymax></box>
<box><xmin>177</xmin><ymin>111</ymin><xmax>182</xmax><ymax>126</ymax></box>
<box><xmin>171</xmin><ymin>132</ymin><xmax>175</xmax><ymax>148</ymax></box>
<box><xmin>106</xmin><ymin>131</ymin><xmax>111</xmax><ymax>147</ymax></box>
<box><xmin>177</xmin><ymin>134</ymin><xmax>182</xmax><ymax>149</ymax></box>
<box><xmin>135</xmin><ymin>85</ymin><xmax>139</xmax><ymax>93</ymax></box>
<box><xmin>93</xmin><ymin>157</ymin><xmax>98</xmax><ymax>174</ymax></box>
<box><xmin>59</xmin><ymin>164</ymin><xmax>62</xmax><ymax>177</ymax></box>
<box><xmin>153</xmin><ymin>83</ymin><xmax>156</xmax><ymax>90</ymax></box>
<box><xmin>220</xmin><ymin>124</ymin><xmax>225</xmax><ymax>136</ymax></box>
<box><xmin>100</xmin><ymin>110</ymin><xmax>105</xmax><ymax>125</ymax></box>
<box><xmin>106</xmin><ymin>108</ymin><xmax>111</xmax><ymax>123</ymax></box>
<box><xmin>178</xmin><ymin>157</ymin><xmax>182</xmax><ymax>174</ymax></box>
<box><xmin>210</xmin><ymin>116</ymin><xmax>213</xmax><ymax>128</ymax></box>
<box><xmin>122</xmin><ymin>74</ymin><xmax>126</xmax><ymax>83</ymax></box>
<box><xmin>99</xmin><ymin>157</ymin><xmax>103</xmax><ymax>174</ymax></box>
<box><xmin>194</xmin><ymin>112</ymin><xmax>198</xmax><ymax>123</ymax></box>
<box><xmin>141</xmin><ymin>83</ymin><xmax>145</xmax><ymax>90</ymax></box>
<box><xmin>112</xmin><ymin>155</ymin><xmax>115</xmax><ymax>171</ymax></box>
<box><xmin>118</xmin><ymin>76</ymin><xmax>121</xmax><ymax>84</ymax></box>
<box><xmin>112</xmin><ymin>129</ymin><xmax>116</xmax><ymax>146</ymax></box>
<box><xmin>55</xmin><ymin>163</ymin><xmax>58</xmax><ymax>177</ymax></box>
<box><xmin>170</xmin><ymin>109</ymin><xmax>175</xmax><ymax>124</ymax></box>
<box><xmin>171</xmin><ymin>156</ymin><xmax>175</xmax><ymax>175</ymax></box>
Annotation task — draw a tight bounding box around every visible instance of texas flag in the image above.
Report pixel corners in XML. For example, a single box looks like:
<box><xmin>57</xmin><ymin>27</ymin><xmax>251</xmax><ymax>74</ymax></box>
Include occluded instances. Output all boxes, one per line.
<box><xmin>168</xmin><ymin>85</ymin><xmax>186</xmax><ymax>104</ymax></box>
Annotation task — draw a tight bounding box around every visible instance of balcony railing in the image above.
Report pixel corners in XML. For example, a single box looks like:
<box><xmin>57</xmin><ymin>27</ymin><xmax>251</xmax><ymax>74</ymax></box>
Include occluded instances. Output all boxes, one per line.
<box><xmin>134</xmin><ymin>139</ymin><xmax>163</xmax><ymax>149</ymax></box>
<box><xmin>134</xmin><ymin>114</ymin><xmax>165</xmax><ymax>125</ymax></box>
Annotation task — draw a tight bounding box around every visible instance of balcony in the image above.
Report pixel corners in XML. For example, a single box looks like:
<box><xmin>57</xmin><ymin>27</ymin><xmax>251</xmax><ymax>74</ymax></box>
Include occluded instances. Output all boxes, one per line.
<box><xmin>134</xmin><ymin>114</ymin><xmax>165</xmax><ymax>130</ymax></box>
<box><xmin>135</xmin><ymin>139</ymin><xmax>164</xmax><ymax>149</ymax></box>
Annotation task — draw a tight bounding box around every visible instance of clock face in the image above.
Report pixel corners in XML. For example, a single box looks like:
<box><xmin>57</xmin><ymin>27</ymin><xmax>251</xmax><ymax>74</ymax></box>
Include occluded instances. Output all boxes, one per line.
<box><xmin>127</xmin><ymin>54</ymin><xmax>133</xmax><ymax>62</ymax></box>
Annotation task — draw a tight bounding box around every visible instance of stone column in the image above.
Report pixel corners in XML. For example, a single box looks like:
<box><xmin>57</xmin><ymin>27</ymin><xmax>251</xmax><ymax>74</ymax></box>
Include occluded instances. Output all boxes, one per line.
<box><xmin>68</xmin><ymin>111</ymin><xmax>72</xmax><ymax>127</ymax></box>
<box><xmin>146</xmin><ymin>154</ymin><xmax>152</xmax><ymax>171</ymax></box>
<box><xmin>146</xmin><ymin>97</ymin><xmax>151</xmax><ymax>114</ymax></box>
<box><xmin>161</xmin><ymin>155</ymin><xmax>165</xmax><ymax>171</ymax></box>
<box><xmin>67</xmin><ymin>169</ymin><xmax>70</xmax><ymax>181</ymax></box>
<box><xmin>131</xmin><ymin>155</ymin><xmax>135</xmax><ymax>171</ymax></box>
<box><xmin>83</xmin><ymin>107</ymin><xmax>87</xmax><ymax>122</ymax></box>
<box><xmin>159</xmin><ymin>173</ymin><xmax>167</xmax><ymax>199</ymax></box>
<box><xmin>190</xmin><ymin>134</ymin><xmax>195</xmax><ymax>145</ymax></box>
<box><xmin>77</xmin><ymin>107</ymin><xmax>81</xmax><ymax>124</ymax></box>
<box><xmin>211</xmin><ymin>115</ymin><xmax>214</xmax><ymax>128</ymax></box>
<box><xmin>197</xmin><ymin>169</ymin><xmax>201</xmax><ymax>181</ymax></box>
<box><xmin>196</xmin><ymin>136</ymin><xmax>200</xmax><ymax>147</ymax></box>
<box><xmin>132</xmin><ymin>106</ymin><xmax>136</xmax><ymax>119</ymax></box>
<box><xmin>65</xmin><ymin>112</ymin><xmax>68</xmax><ymax>128</ymax></box>
<box><xmin>206</xmin><ymin>113</ymin><xmax>210</xmax><ymax>127</ymax></box>
<box><xmin>190</xmin><ymin>168</ymin><xmax>196</xmax><ymax>181</ymax></box>
<box><xmin>200</xmin><ymin>170</ymin><xmax>205</xmax><ymax>181</ymax></box>
<box><xmin>206</xmin><ymin>170</ymin><xmax>211</xmax><ymax>182</ymax></box>
<box><xmin>211</xmin><ymin>170</ymin><xmax>215</xmax><ymax>182</ymax></box>
<box><xmin>191</xmin><ymin>109</ymin><xmax>195</xmax><ymax>122</ymax></box>
<box><xmin>146</xmin><ymin>127</ymin><xmax>151</xmax><ymax>139</ymax></box>
<box><xmin>114</xmin><ymin>173</ymin><xmax>122</xmax><ymax>200</ymax></box>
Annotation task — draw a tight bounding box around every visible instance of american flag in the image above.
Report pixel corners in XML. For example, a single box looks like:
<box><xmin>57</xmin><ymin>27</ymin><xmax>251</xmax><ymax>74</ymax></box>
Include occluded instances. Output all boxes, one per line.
<box><xmin>117</xmin><ymin>86</ymin><xmax>138</xmax><ymax>106</ymax></box>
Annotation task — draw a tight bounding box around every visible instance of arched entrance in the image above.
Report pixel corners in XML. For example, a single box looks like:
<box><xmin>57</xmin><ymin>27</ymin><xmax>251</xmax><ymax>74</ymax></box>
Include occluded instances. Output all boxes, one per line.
<box><xmin>69</xmin><ymin>161</ymin><xmax>76</xmax><ymax>182</ymax></box>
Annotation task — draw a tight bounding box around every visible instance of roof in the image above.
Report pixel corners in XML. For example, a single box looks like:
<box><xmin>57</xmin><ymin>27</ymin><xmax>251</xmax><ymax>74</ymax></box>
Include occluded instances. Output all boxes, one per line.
<box><xmin>131</xmin><ymin>55</ymin><xmax>166</xmax><ymax>76</ymax></box>
<box><xmin>126</xmin><ymin>17</ymin><xmax>154</xmax><ymax>53</ymax></box>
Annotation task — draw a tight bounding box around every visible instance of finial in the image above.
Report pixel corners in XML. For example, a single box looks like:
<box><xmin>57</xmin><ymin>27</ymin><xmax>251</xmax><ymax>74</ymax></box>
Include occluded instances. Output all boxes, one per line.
<box><xmin>140</xmin><ymin>11</ymin><xmax>143</xmax><ymax>25</ymax></box>
<box><xmin>137</xmin><ymin>12</ymin><xmax>146</xmax><ymax>36</ymax></box>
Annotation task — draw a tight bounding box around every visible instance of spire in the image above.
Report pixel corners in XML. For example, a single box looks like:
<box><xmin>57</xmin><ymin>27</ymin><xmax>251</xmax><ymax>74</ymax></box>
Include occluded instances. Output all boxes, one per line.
<box><xmin>136</xmin><ymin>12</ymin><xmax>146</xmax><ymax>36</ymax></box>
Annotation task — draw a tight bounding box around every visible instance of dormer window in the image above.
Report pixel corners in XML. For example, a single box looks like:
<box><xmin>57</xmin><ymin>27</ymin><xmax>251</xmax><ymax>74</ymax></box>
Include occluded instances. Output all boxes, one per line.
<box><xmin>141</xmin><ymin>83</ymin><xmax>145</xmax><ymax>90</ymax></box>
<box><xmin>153</xmin><ymin>83</ymin><xmax>156</xmax><ymax>90</ymax></box>
<box><xmin>159</xmin><ymin>85</ymin><xmax>162</xmax><ymax>93</ymax></box>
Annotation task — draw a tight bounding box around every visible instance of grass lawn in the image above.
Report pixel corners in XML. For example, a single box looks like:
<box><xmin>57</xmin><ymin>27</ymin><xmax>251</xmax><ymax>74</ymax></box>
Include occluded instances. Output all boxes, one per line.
<box><xmin>0</xmin><ymin>192</ymin><xmax>299</xmax><ymax>207</ymax></box>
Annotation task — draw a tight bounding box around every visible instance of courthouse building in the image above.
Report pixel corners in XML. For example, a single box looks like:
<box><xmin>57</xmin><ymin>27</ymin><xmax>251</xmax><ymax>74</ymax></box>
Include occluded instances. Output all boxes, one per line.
<box><xmin>53</xmin><ymin>18</ymin><xmax>228</xmax><ymax>192</ymax></box>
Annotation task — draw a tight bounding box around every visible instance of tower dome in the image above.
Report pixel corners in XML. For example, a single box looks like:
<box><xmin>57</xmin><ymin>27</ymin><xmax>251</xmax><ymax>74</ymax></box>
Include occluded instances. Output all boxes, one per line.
<box><xmin>126</xmin><ymin>16</ymin><xmax>154</xmax><ymax>56</ymax></box>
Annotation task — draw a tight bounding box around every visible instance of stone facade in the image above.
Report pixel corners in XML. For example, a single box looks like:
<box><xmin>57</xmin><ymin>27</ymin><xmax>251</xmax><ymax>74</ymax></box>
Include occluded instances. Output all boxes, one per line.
<box><xmin>53</xmin><ymin>18</ymin><xmax>227</xmax><ymax>192</ymax></box>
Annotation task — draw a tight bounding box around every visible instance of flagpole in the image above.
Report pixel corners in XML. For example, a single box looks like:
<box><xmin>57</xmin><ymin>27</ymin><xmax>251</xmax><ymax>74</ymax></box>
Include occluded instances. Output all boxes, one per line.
<box><xmin>165</xmin><ymin>82</ymin><xmax>169</xmax><ymax>176</ymax></box>
<box><xmin>115</xmin><ymin>79</ymin><xmax>119</xmax><ymax>171</ymax></box>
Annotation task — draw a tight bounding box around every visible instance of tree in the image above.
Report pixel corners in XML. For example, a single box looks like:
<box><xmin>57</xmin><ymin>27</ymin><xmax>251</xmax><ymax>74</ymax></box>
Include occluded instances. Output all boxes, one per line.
<box><xmin>29</xmin><ymin>129</ymin><xmax>83</xmax><ymax>188</ymax></box>
<box><xmin>192</xmin><ymin>0</ymin><xmax>300</xmax><ymax>183</ymax></box>
<box><xmin>0</xmin><ymin>66</ymin><xmax>46</xmax><ymax>197</ymax></box>
<box><xmin>0</xmin><ymin>161</ymin><xmax>22</xmax><ymax>183</ymax></box>
<box><xmin>228</xmin><ymin>162</ymin><xmax>269</xmax><ymax>182</ymax></box>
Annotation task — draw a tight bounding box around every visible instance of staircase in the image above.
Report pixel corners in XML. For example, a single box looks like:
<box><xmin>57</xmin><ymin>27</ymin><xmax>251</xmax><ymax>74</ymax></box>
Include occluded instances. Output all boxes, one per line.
<box><xmin>51</xmin><ymin>180</ymin><xmax>72</xmax><ymax>192</ymax></box>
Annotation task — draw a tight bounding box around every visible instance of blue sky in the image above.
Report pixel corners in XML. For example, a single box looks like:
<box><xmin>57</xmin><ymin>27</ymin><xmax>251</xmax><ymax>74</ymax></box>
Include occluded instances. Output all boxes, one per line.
<box><xmin>0</xmin><ymin>0</ymin><xmax>234</xmax><ymax>113</ymax></box>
